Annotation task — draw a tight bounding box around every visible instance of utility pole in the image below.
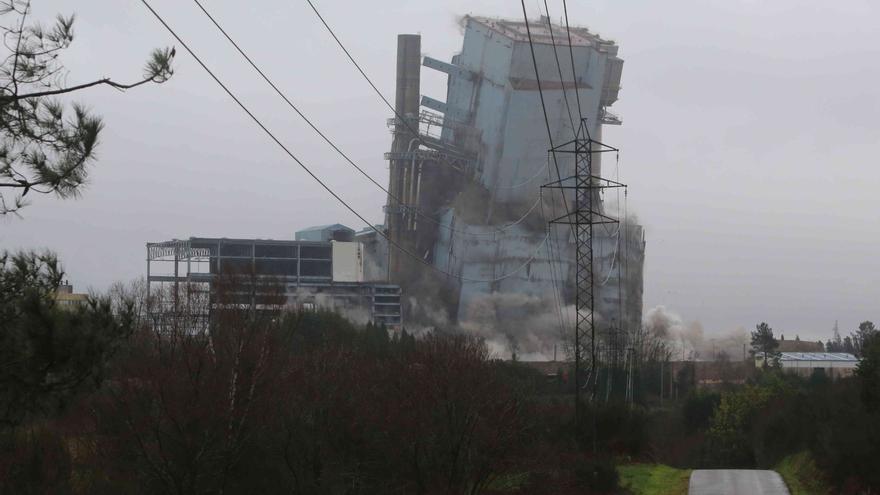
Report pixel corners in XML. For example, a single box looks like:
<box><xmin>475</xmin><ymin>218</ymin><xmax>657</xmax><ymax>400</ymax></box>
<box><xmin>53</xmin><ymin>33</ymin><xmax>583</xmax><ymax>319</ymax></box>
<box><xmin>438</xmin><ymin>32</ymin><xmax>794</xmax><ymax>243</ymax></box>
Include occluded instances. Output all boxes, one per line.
<box><xmin>660</xmin><ymin>359</ymin><xmax>664</xmax><ymax>406</ymax></box>
<box><xmin>625</xmin><ymin>347</ymin><xmax>634</xmax><ymax>407</ymax></box>
<box><xmin>542</xmin><ymin>119</ymin><xmax>623</xmax><ymax>426</ymax></box>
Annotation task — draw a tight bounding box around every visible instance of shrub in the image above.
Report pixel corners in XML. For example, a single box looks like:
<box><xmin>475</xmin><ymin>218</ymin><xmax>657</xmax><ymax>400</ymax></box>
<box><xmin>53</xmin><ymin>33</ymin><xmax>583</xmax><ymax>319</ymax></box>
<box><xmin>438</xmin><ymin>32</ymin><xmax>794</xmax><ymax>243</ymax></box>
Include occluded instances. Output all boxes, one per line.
<box><xmin>682</xmin><ymin>391</ymin><xmax>720</xmax><ymax>433</ymax></box>
<box><xmin>574</xmin><ymin>456</ymin><xmax>619</xmax><ymax>493</ymax></box>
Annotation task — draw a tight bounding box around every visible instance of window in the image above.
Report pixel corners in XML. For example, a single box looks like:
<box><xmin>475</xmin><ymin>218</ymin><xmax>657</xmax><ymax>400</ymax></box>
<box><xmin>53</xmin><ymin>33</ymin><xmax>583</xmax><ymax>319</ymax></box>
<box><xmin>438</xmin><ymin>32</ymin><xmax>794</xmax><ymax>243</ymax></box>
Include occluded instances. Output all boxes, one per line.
<box><xmin>255</xmin><ymin>244</ymin><xmax>297</xmax><ymax>259</ymax></box>
<box><xmin>300</xmin><ymin>260</ymin><xmax>331</xmax><ymax>277</ymax></box>
<box><xmin>300</xmin><ymin>245</ymin><xmax>331</xmax><ymax>259</ymax></box>
<box><xmin>219</xmin><ymin>258</ymin><xmax>252</xmax><ymax>274</ymax></box>
<box><xmin>220</xmin><ymin>242</ymin><xmax>252</xmax><ymax>257</ymax></box>
<box><xmin>254</xmin><ymin>259</ymin><xmax>298</xmax><ymax>276</ymax></box>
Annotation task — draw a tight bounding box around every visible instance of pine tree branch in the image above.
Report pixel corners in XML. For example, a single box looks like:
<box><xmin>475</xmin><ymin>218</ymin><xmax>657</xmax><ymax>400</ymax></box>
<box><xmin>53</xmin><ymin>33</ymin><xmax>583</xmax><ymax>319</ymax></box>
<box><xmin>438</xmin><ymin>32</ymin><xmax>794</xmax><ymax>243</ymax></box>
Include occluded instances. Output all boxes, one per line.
<box><xmin>10</xmin><ymin>0</ymin><xmax>30</xmax><ymax>96</ymax></box>
<box><xmin>0</xmin><ymin>75</ymin><xmax>158</xmax><ymax>104</ymax></box>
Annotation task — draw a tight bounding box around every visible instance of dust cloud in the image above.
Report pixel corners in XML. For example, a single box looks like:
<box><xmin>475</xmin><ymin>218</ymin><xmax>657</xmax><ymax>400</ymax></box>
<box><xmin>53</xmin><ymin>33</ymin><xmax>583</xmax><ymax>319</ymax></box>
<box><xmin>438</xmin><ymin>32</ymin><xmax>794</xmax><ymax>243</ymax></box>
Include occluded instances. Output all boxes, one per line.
<box><xmin>644</xmin><ymin>305</ymin><xmax>748</xmax><ymax>361</ymax></box>
<box><xmin>459</xmin><ymin>292</ymin><xmax>569</xmax><ymax>360</ymax></box>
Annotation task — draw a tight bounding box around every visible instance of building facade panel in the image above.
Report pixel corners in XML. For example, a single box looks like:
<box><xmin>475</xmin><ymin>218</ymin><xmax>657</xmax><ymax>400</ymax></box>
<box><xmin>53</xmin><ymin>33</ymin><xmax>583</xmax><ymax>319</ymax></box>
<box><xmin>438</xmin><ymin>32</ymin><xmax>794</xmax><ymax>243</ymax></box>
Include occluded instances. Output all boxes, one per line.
<box><xmin>146</xmin><ymin>235</ymin><xmax>401</xmax><ymax>330</ymax></box>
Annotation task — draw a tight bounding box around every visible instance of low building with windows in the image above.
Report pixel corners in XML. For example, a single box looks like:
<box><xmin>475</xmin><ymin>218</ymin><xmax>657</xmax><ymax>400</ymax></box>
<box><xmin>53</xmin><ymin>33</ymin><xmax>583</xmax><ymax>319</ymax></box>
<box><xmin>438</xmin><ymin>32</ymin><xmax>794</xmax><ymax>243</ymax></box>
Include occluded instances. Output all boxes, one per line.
<box><xmin>56</xmin><ymin>283</ymin><xmax>88</xmax><ymax>309</ymax></box>
<box><xmin>146</xmin><ymin>225</ymin><xmax>402</xmax><ymax>330</ymax></box>
<box><xmin>294</xmin><ymin>223</ymin><xmax>356</xmax><ymax>242</ymax></box>
<box><xmin>756</xmin><ymin>352</ymin><xmax>859</xmax><ymax>379</ymax></box>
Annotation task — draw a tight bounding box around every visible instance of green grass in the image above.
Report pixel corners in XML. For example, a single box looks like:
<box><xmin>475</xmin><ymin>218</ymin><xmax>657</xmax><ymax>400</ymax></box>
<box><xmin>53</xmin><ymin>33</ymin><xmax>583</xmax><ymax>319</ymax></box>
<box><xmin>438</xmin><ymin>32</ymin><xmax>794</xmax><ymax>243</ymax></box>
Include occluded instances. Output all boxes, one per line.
<box><xmin>618</xmin><ymin>464</ymin><xmax>691</xmax><ymax>495</ymax></box>
<box><xmin>774</xmin><ymin>451</ymin><xmax>832</xmax><ymax>495</ymax></box>
<box><xmin>484</xmin><ymin>472</ymin><xmax>530</xmax><ymax>492</ymax></box>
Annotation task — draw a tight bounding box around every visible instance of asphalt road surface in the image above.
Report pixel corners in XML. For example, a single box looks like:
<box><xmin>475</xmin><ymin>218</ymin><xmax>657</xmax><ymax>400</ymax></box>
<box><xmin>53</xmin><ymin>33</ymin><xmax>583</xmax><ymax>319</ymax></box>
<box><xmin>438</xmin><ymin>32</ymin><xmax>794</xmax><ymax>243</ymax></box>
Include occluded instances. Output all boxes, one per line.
<box><xmin>689</xmin><ymin>470</ymin><xmax>790</xmax><ymax>495</ymax></box>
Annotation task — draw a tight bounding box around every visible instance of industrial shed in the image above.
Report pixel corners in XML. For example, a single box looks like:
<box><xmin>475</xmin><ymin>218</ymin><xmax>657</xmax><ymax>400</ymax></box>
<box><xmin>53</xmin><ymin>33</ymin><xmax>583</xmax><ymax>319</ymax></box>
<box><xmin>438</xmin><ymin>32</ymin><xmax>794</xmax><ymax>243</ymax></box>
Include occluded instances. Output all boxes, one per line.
<box><xmin>146</xmin><ymin>227</ymin><xmax>402</xmax><ymax>330</ymax></box>
<box><xmin>766</xmin><ymin>352</ymin><xmax>860</xmax><ymax>379</ymax></box>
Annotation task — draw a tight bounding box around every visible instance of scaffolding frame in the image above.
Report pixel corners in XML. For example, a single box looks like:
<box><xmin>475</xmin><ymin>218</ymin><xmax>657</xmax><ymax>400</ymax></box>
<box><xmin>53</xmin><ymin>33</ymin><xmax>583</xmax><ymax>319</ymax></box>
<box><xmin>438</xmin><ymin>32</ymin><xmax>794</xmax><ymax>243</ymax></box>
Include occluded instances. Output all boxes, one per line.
<box><xmin>146</xmin><ymin>238</ymin><xmax>403</xmax><ymax>331</ymax></box>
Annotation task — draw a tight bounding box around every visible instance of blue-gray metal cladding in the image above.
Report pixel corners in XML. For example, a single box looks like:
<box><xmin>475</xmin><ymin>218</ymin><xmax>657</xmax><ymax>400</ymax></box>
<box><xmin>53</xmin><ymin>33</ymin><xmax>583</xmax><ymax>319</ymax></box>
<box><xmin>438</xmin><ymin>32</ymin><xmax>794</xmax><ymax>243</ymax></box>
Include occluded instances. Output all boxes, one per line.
<box><xmin>424</xmin><ymin>16</ymin><xmax>640</xmax><ymax>330</ymax></box>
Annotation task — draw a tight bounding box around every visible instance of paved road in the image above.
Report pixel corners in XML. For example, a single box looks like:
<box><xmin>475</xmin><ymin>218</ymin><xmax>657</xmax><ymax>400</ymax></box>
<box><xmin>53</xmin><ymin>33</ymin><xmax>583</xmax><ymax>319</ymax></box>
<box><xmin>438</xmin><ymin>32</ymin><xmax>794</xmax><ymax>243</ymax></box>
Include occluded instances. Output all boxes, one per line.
<box><xmin>689</xmin><ymin>470</ymin><xmax>790</xmax><ymax>495</ymax></box>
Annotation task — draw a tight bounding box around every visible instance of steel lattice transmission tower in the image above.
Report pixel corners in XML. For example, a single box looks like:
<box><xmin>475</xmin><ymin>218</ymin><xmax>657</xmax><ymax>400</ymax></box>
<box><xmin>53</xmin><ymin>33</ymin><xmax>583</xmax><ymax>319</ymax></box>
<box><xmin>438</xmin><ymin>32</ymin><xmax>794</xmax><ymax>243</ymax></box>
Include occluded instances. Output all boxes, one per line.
<box><xmin>543</xmin><ymin>118</ymin><xmax>624</xmax><ymax>416</ymax></box>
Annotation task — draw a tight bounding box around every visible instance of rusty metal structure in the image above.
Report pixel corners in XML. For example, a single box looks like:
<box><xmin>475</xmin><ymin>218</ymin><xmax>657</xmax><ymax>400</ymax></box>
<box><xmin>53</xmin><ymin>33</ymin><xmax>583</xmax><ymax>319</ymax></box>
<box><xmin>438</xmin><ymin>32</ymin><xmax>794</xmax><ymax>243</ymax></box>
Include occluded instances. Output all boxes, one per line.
<box><xmin>384</xmin><ymin>34</ymin><xmax>477</xmax><ymax>288</ymax></box>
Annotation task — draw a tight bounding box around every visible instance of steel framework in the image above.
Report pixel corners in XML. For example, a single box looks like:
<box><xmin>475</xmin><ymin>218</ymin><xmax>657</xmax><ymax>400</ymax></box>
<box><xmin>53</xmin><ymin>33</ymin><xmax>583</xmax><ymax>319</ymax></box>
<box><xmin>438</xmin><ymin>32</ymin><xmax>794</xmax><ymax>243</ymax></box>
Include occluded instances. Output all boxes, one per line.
<box><xmin>542</xmin><ymin>118</ymin><xmax>623</xmax><ymax>416</ymax></box>
<box><xmin>146</xmin><ymin>238</ymin><xmax>404</xmax><ymax>333</ymax></box>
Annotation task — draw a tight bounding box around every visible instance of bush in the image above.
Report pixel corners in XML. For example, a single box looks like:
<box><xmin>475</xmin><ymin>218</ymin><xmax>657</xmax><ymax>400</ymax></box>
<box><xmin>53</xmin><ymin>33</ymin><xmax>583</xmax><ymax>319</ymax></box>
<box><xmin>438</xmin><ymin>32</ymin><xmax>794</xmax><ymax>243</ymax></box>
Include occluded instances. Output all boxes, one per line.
<box><xmin>752</xmin><ymin>392</ymin><xmax>812</xmax><ymax>466</ymax></box>
<box><xmin>807</xmin><ymin>379</ymin><xmax>880</xmax><ymax>493</ymax></box>
<box><xmin>682</xmin><ymin>391</ymin><xmax>720</xmax><ymax>433</ymax></box>
<box><xmin>78</xmin><ymin>311</ymin><xmax>537</xmax><ymax>494</ymax></box>
<box><xmin>577</xmin><ymin>402</ymin><xmax>651</xmax><ymax>457</ymax></box>
<box><xmin>774</xmin><ymin>451</ymin><xmax>832</xmax><ymax>495</ymax></box>
<box><xmin>0</xmin><ymin>423</ymin><xmax>72</xmax><ymax>494</ymax></box>
<box><xmin>574</xmin><ymin>456</ymin><xmax>619</xmax><ymax>493</ymax></box>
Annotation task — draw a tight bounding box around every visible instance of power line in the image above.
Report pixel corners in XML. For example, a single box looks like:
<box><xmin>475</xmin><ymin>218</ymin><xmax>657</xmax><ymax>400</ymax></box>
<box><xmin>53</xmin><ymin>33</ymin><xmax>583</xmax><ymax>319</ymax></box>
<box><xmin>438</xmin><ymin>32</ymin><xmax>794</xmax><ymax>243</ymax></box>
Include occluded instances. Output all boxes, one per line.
<box><xmin>494</xmin><ymin>160</ymin><xmax>549</xmax><ymax>190</ymax></box>
<box><xmin>616</xmin><ymin>152</ymin><xmax>625</xmax><ymax>350</ymax></box>
<box><xmin>520</xmin><ymin>0</ymin><xmax>576</xmax><ymax>243</ymax></box>
<box><xmin>520</xmin><ymin>1</ymin><xmax>559</xmax><ymax>174</ymax></box>
<box><xmin>192</xmin><ymin>0</ymin><xmax>535</xmax><ymax>239</ymax></box>
<box><xmin>542</xmin><ymin>151</ymin><xmax>572</xmax><ymax>331</ymax></box>
<box><xmin>540</xmin><ymin>187</ymin><xmax>570</xmax><ymax>338</ymax></box>
<box><xmin>138</xmin><ymin>0</ymin><xmax>548</xmax><ymax>285</ymax></box>
<box><xmin>189</xmin><ymin>0</ymin><xmax>388</xmax><ymax>208</ymax></box>
<box><xmin>541</xmin><ymin>0</ymin><xmax>576</xmax><ymax>136</ymax></box>
<box><xmin>561</xmin><ymin>0</ymin><xmax>583</xmax><ymax>119</ymax></box>
<box><xmin>302</xmin><ymin>0</ymin><xmax>427</xmax><ymax>149</ymax></box>
<box><xmin>301</xmin><ymin>0</ymin><xmax>559</xmax><ymax>253</ymax></box>
<box><xmin>522</xmin><ymin>2</ymin><xmax>578</xmax><ymax>375</ymax></box>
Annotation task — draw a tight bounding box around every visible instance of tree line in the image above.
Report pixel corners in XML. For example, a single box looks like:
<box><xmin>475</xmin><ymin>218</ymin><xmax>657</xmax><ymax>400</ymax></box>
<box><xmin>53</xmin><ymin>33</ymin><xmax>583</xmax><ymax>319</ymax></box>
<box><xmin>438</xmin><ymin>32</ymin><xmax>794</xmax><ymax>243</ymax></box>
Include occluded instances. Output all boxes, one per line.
<box><xmin>0</xmin><ymin>251</ymin><xmax>641</xmax><ymax>494</ymax></box>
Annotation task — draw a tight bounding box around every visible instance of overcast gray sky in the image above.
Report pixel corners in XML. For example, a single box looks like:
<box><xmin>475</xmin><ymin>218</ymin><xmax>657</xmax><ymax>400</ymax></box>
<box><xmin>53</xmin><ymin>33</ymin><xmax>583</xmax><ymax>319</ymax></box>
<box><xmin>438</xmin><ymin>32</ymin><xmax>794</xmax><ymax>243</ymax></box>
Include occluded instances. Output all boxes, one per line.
<box><xmin>1</xmin><ymin>0</ymin><xmax>877</xmax><ymax>342</ymax></box>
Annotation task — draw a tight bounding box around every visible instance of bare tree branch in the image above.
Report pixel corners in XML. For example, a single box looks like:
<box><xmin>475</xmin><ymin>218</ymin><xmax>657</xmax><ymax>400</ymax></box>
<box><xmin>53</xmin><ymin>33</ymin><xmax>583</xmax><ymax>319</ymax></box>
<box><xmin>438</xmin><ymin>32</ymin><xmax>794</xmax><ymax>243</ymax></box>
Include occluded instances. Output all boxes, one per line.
<box><xmin>9</xmin><ymin>0</ymin><xmax>29</xmax><ymax>96</ymax></box>
<box><xmin>0</xmin><ymin>74</ymin><xmax>157</xmax><ymax>103</ymax></box>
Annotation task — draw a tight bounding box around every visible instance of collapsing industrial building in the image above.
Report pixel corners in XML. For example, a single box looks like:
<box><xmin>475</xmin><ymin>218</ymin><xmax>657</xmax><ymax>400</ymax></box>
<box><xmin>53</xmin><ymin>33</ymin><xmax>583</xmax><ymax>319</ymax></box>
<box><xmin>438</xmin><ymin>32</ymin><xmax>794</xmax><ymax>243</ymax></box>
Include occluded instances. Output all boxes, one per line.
<box><xmin>146</xmin><ymin>224</ymin><xmax>402</xmax><ymax>330</ymax></box>
<box><xmin>144</xmin><ymin>15</ymin><xmax>644</xmax><ymax>354</ymax></box>
<box><xmin>373</xmin><ymin>16</ymin><xmax>646</xmax><ymax>357</ymax></box>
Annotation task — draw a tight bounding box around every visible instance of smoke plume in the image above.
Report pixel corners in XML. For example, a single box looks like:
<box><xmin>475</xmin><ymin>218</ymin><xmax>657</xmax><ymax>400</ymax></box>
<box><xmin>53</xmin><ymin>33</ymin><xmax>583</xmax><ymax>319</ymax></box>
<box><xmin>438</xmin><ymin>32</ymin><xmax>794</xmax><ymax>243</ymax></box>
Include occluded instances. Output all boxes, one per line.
<box><xmin>459</xmin><ymin>292</ymin><xmax>568</xmax><ymax>361</ymax></box>
<box><xmin>644</xmin><ymin>305</ymin><xmax>748</xmax><ymax>361</ymax></box>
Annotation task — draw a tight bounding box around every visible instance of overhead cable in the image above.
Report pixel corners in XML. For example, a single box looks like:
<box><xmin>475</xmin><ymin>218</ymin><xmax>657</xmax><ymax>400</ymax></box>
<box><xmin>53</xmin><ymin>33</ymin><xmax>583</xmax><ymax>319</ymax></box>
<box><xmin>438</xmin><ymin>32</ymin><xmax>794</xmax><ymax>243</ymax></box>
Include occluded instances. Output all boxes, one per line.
<box><xmin>139</xmin><ymin>0</ymin><xmax>548</xmax><ymax>284</ymax></box>
<box><xmin>302</xmin><ymin>0</ymin><xmax>428</xmax><ymax>150</ymax></box>
<box><xmin>561</xmin><ymin>0</ymin><xmax>583</xmax><ymax>119</ymax></box>
<box><xmin>520</xmin><ymin>0</ymin><xmax>576</xmax><ymax>242</ymax></box>
<box><xmin>540</xmin><ymin>189</ymin><xmax>571</xmax><ymax>336</ymax></box>
<box><xmin>522</xmin><ymin>5</ymin><xmax>578</xmax><ymax>367</ymax></box>
<box><xmin>494</xmin><ymin>161</ymin><xmax>550</xmax><ymax>190</ymax></box>
<box><xmin>541</xmin><ymin>0</ymin><xmax>577</xmax><ymax>136</ymax></box>
<box><xmin>192</xmin><ymin>0</ymin><xmax>532</xmax><ymax>239</ymax></box>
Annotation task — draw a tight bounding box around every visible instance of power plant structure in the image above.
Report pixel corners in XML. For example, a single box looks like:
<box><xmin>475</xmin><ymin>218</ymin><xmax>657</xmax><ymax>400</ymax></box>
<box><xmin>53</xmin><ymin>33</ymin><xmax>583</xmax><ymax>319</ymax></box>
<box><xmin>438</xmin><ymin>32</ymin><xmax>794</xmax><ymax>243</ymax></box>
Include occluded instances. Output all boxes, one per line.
<box><xmin>142</xmin><ymin>14</ymin><xmax>645</xmax><ymax>367</ymax></box>
<box><xmin>369</xmin><ymin>15</ymin><xmax>646</xmax><ymax>360</ymax></box>
<box><xmin>146</xmin><ymin>225</ymin><xmax>403</xmax><ymax>331</ymax></box>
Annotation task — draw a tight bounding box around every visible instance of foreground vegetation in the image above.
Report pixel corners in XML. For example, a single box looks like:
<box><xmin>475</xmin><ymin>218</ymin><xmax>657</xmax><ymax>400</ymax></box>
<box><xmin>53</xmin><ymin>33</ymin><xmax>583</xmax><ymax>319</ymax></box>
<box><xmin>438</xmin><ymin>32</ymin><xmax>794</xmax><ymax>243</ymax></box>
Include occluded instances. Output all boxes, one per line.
<box><xmin>618</xmin><ymin>464</ymin><xmax>690</xmax><ymax>495</ymax></box>
<box><xmin>2</xmin><ymin>250</ymin><xmax>879</xmax><ymax>493</ymax></box>
<box><xmin>774</xmin><ymin>452</ymin><xmax>832</xmax><ymax>495</ymax></box>
<box><xmin>0</xmin><ymin>252</ymin><xmax>630</xmax><ymax>494</ymax></box>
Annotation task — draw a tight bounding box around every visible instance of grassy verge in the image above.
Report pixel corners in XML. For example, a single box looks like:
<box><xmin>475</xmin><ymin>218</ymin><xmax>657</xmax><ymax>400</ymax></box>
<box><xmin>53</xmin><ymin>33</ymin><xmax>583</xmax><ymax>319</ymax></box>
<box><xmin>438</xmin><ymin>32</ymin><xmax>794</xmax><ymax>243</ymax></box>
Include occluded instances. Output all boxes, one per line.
<box><xmin>774</xmin><ymin>451</ymin><xmax>832</xmax><ymax>495</ymax></box>
<box><xmin>484</xmin><ymin>472</ymin><xmax>529</xmax><ymax>492</ymax></box>
<box><xmin>618</xmin><ymin>464</ymin><xmax>691</xmax><ymax>495</ymax></box>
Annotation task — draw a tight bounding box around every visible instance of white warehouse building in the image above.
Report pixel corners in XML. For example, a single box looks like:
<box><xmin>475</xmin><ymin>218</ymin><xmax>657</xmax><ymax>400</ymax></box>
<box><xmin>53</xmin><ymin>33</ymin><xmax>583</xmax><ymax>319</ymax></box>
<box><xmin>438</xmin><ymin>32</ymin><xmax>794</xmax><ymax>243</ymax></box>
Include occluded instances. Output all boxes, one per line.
<box><xmin>756</xmin><ymin>352</ymin><xmax>860</xmax><ymax>379</ymax></box>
